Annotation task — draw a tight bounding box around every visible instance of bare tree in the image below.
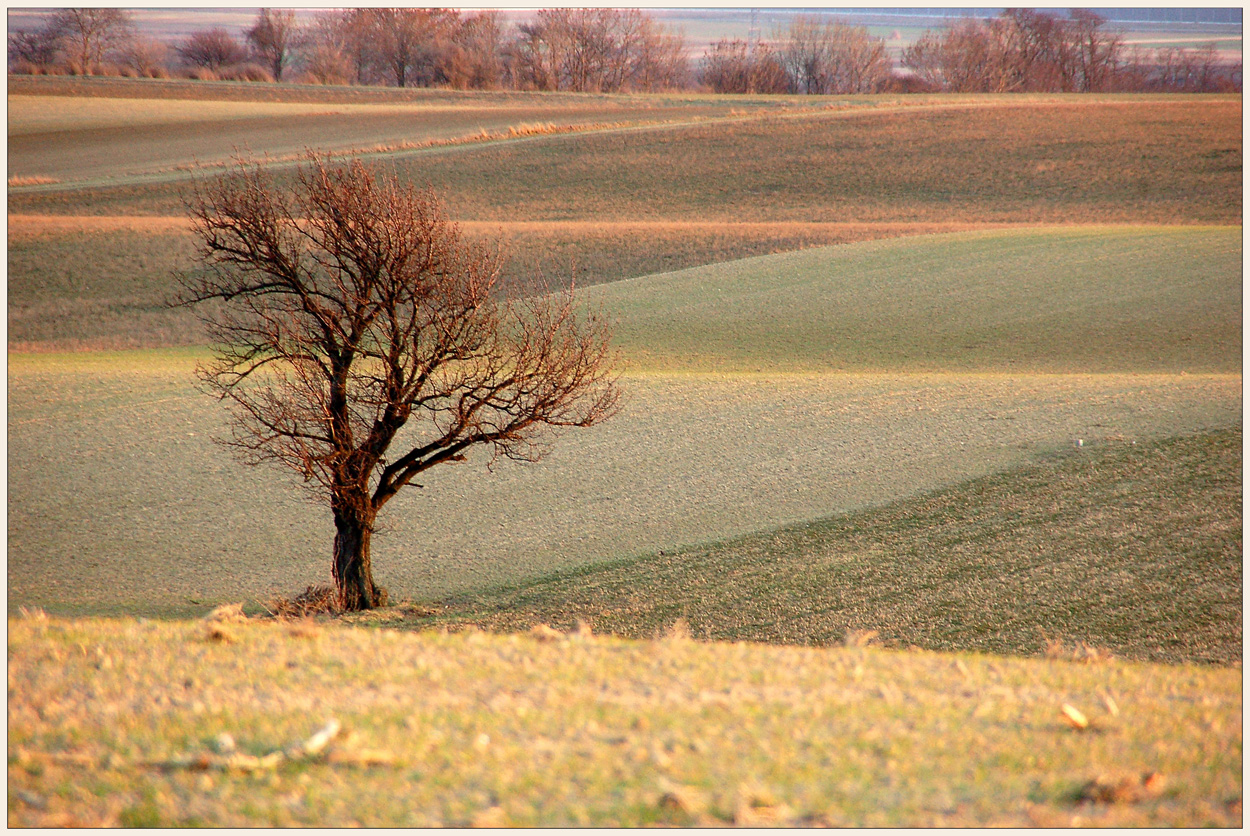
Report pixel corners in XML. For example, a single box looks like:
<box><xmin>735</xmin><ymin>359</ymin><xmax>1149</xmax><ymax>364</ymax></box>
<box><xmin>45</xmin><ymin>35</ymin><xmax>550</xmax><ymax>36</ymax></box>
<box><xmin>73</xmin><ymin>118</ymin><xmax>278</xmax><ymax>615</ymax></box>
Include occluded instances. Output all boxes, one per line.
<box><xmin>774</xmin><ymin>15</ymin><xmax>890</xmax><ymax>94</ymax></box>
<box><xmin>178</xmin><ymin>155</ymin><xmax>620</xmax><ymax>611</ymax></box>
<box><xmin>363</xmin><ymin>8</ymin><xmax>458</xmax><ymax>88</ymax></box>
<box><xmin>116</xmin><ymin>36</ymin><xmax>170</xmax><ymax>78</ymax></box>
<box><xmin>441</xmin><ymin>11</ymin><xmax>508</xmax><ymax>89</ymax></box>
<box><xmin>903</xmin><ymin>10</ymin><xmax>1133</xmax><ymax>94</ymax></box>
<box><xmin>8</xmin><ymin>26</ymin><xmax>63</xmax><ymax>69</ymax></box>
<box><xmin>700</xmin><ymin>37</ymin><xmax>789</xmax><ymax>94</ymax></box>
<box><xmin>297</xmin><ymin>13</ymin><xmax>355</xmax><ymax>85</ymax></box>
<box><xmin>246</xmin><ymin>8</ymin><xmax>298</xmax><ymax>82</ymax></box>
<box><xmin>701</xmin><ymin>38</ymin><xmax>753</xmax><ymax>93</ymax></box>
<box><xmin>178</xmin><ymin>27</ymin><xmax>247</xmax><ymax>72</ymax></box>
<box><xmin>510</xmin><ymin>8</ymin><xmax>687</xmax><ymax>93</ymax></box>
<box><xmin>1067</xmin><ymin>9</ymin><xmax>1123</xmax><ymax>92</ymax></box>
<box><xmin>47</xmin><ymin>8</ymin><xmax>134</xmax><ymax>73</ymax></box>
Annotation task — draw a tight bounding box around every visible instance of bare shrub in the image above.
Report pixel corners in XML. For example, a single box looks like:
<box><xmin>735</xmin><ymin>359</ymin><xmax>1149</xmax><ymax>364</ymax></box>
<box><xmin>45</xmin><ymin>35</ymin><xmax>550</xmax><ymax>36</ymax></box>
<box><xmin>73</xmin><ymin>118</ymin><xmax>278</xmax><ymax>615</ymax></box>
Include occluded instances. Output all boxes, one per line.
<box><xmin>117</xmin><ymin>36</ymin><xmax>169</xmax><ymax>77</ymax></box>
<box><xmin>177</xmin><ymin>26</ymin><xmax>246</xmax><ymax>71</ymax></box>
<box><xmin>9</xmin><ymin>60</ymin><xmax>42</xmax><ymax>75</ymax></box>
<box><xmin>183</xmin><ymin>66</ymin><xmax>218</xmax><ymax>82</ymax></box>
<box><xmin>218</xmin><ymin>62</ymin><xmax>275</xmax><ymax>83</ymax></box>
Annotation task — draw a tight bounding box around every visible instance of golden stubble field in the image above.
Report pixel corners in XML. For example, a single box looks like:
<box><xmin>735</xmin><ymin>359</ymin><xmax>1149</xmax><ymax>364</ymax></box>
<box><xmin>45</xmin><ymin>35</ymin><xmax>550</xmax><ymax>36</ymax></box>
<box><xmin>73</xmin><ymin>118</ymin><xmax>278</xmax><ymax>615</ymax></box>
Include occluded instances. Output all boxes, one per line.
<box><xmin>7</xmin><ymin>614</ymin><xmax>1243</xmax><ymax>828</ymax></box>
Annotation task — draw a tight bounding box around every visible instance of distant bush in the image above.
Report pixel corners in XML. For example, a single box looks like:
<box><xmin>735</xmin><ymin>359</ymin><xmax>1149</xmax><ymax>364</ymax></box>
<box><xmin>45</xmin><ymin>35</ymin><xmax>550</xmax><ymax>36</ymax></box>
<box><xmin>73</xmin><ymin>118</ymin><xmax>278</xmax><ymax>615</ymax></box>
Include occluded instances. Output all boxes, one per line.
<box><xmin>9</xmin><ymin>60</ymin><xmax>53</xmax><ymax>76</ymax></box>
<box><xmin>883</xmin><ymin>73</ymin><xmax>940</xmax><ymax>94</ymax></box>
<box><xmin>218</xmin><ymin>62</ymin><xmax>275</xmax><ymax>83</ymax></box>
<box><xmin>182</xmin><ymin>66</ymin><xmax>218</xmax><ymax>82</ymax></box>
<box><xmin>290</xmin><ymin>69</ymin><xmax>351</xmax><ymax>86</ymax></box>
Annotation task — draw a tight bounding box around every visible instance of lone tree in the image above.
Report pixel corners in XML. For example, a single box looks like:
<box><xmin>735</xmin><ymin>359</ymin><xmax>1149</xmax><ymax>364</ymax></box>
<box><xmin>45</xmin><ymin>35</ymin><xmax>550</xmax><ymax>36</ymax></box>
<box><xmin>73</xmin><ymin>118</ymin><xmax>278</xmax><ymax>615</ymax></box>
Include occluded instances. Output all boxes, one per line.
<box><xmin>179</xmin><ymin>154</ymin><xmax>620</xmax><ymax>610</ymax></box>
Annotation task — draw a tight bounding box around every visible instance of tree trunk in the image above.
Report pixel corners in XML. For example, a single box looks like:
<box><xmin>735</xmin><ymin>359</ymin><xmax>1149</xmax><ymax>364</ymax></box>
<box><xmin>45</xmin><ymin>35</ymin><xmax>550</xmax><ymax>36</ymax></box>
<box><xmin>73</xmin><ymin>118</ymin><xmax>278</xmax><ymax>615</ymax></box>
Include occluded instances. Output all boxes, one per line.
<box><xmin>332</xmin><ymin>510</ymin><xmax>387</xmax><ymax>611</ymax></box>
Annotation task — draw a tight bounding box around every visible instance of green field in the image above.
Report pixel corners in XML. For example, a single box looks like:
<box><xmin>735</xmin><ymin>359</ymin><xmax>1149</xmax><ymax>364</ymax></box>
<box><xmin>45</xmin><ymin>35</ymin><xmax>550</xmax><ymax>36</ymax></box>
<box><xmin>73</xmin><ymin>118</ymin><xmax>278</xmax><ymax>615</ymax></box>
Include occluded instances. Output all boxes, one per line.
<box><xmin>6</xmin><ymin>78</ymin><xmax>1242</xmax><ymax>827</ymax></box>
<box><xmin>590</xmin><ymin>225</ymin><xmax>1242</xmax><ymax>373</ymax></box>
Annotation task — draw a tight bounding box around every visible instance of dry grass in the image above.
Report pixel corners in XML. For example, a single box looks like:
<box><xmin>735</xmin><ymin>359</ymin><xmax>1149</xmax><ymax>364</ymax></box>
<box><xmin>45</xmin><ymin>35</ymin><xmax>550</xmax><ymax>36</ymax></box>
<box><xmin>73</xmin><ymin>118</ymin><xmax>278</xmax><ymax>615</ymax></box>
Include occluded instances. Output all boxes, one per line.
<box><xmin>8</xmin><ymin>175</ymin><xmax>60</xmax><ymax>187</ymax></box>
<box><xmin>385</xmin><ymin>97</ymin><xmax>1242</xmax><ymax>225</ymax></box>
<box><xmin>262</xmin><ymin>585</ymin><xmax>341</xmax><ymax>619</ymax></box>
<box><xmin>6</xmin><ymin>615</ymin><xmax>1242</xmax><ymax>827</ymax></box>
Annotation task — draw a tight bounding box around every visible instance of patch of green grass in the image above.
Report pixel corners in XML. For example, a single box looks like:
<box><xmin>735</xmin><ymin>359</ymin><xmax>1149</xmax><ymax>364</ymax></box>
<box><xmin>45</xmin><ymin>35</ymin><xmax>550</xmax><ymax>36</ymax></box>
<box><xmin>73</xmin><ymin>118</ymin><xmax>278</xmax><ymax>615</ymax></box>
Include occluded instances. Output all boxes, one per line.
<box><xmin>6</xmin><ymin>615</ymin><xmax>1242</xmax><ymax>827</ymax></box>
<box><xmin>429</xmin><ymin>428</ymin><xmax>1242</xmax><ymax>666</ymax></box>
<box><xmin>589</xmin><ymin>225</ymin><xmax>1242</xmax><ymax>373</ymax></box>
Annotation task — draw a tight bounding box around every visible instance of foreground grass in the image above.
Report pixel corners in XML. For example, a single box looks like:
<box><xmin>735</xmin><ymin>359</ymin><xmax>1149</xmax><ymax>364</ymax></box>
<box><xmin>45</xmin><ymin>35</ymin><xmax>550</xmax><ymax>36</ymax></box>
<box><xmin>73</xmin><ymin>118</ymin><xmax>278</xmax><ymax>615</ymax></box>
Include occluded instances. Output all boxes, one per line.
<box><xmin>429</xmin><ymin>429</ymin><xmax>1242</xmax><ymax>667</ymax></box>
<box><xmin>7</xmin><ymin>614</ymin><xmax>1242</xmax><ymax>827</ymax></box>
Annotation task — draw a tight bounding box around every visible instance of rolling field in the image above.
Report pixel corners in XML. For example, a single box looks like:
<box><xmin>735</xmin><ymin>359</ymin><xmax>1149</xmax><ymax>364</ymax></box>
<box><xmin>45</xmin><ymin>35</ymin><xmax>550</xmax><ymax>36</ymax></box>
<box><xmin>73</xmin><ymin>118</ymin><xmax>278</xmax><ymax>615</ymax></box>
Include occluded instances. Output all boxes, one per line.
<box><xmin>8</xmin><ymin>214</ymin><xmax>994</xmax><ymax>349</ymax></box>
<box><xmin>8</xmin><ymin>229</ymin><xmax>1241</xmax><ymax>615</ymax></box>
<box><xmin>10</xmin><ymin>93</ymin><xmax>1241</xmax><ymax>224</ymax></box>
<box><xmin>7</xmin><ymin>78</ymin><xmax>1242</xmax><ymax>827</ymax></box>
<box><xmin>8</xmin><ymin>90</ymin><xmax>743</xmax><ymax>190</ymax></box>
<box><xmin>9</xmin><ymin>84</ymin><xmax>1239</xmax><ymax>350</ymax></box>
<box><xmin>433</xmin><ymin>427</ymin><xmax>1241</xmax><ymax>666</ymax></box>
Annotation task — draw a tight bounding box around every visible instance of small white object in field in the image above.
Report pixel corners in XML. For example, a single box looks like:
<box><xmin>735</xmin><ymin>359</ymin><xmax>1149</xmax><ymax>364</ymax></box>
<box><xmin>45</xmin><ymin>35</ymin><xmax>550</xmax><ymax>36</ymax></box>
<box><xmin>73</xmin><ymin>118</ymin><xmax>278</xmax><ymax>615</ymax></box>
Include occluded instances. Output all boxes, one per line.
<box><xmin>288</xmin><ymin>719</ymin><xmax>341</xmax><ymax>759</ymax></box>
<box><xmin>1061</xmin><ymin>703</ymin><xmax>1090</xmax><ymax>730</ymax></box>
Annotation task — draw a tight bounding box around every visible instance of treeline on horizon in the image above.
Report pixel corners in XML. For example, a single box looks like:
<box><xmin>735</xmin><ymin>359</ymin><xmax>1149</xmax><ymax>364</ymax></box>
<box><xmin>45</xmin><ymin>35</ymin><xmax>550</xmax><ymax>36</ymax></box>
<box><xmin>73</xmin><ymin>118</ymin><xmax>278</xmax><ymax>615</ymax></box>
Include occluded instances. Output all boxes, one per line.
<box><xmin>8</xmin><ymin>7</ymin><xmax>1243</xmax><ymax>94</ymax></box>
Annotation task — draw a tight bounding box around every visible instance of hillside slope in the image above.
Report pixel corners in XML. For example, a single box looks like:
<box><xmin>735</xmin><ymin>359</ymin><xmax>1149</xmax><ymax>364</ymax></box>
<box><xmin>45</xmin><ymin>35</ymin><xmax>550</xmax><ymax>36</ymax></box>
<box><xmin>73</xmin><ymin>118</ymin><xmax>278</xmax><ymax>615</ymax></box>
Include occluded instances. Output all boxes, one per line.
<box><xmin>589</xmin><ymin>225</ymin><xmax>1242</xmax><ymax>373</ymax></box>
<box><xmin>8</xmin><ymin>228</ymin><xmax>1242</xmax><ymax>614</ymax></box>
<box><xmin>429</xmin><ymin>428</ymin><xmax>1242</xmax><ymax>666</ymax></box>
